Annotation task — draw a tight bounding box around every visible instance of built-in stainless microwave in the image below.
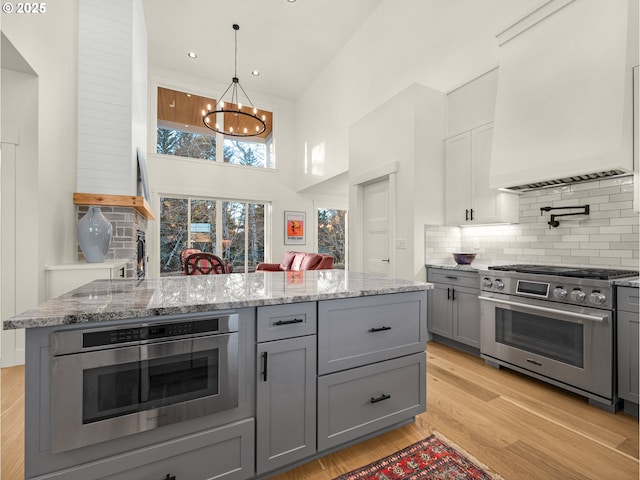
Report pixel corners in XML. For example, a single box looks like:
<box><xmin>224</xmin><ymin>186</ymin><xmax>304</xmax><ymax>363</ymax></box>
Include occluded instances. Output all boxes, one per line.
<box><xmin>50</xmin><ymin>313</ymin><xmax>239</xmax><ymax>453</ymax></box>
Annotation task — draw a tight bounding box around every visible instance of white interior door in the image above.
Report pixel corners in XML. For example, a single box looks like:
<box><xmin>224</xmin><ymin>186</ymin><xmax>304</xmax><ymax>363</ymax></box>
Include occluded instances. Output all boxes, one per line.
<box><xmin>363</xmin><ymin>178</ymin><xmax>391</xmax><ymax>276</ymax></box>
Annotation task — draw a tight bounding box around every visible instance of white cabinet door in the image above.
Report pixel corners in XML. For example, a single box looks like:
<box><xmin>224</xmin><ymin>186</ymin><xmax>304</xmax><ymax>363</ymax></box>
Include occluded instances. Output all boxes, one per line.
<box><xmin>446</xmin><ymin>124</ymin><xmax>518</xmax><ymax>226</ymax></box>
<box><xmin>445</xmin><ymin>132</ymin><xmax>472</xmax><ymax>225</ymax></box>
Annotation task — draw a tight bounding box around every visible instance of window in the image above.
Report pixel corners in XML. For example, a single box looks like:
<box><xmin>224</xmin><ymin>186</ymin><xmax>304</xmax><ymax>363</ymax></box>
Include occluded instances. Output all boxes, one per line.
<box><xmin>160</xmin><ymin>196</ymin><xmax>266</xmax><ymax>275</ymax></box>
<box><xmin>156</xmin><ymin>87</ymin><xmax>274</xmax><ymax>168</ymax></box>
<box><xmin>317</xmin><ymin>208</ymin><xmax>347</xmax><ymax>269</ymax></box>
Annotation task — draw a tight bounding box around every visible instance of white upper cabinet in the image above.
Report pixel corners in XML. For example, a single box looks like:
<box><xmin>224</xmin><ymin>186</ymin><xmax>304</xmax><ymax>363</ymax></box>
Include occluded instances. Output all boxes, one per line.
<box><xmin>446</xmin><ymin>67</ymin><xmax>498</xmax><ymax>137</ymax></box>
<box><xmin>445</xmin><ymin>124</ymin><xmax>519</xmax><ymax>226</ymax></box>
<box><xmin>445</xmin><ymin>69</ymin><xmax>518</xmax><ymax>226</ymax></box>
<box><xmin>490</xmin><ymin>0</ymin><xmax>638</xmax><ymax>190</ymax></box>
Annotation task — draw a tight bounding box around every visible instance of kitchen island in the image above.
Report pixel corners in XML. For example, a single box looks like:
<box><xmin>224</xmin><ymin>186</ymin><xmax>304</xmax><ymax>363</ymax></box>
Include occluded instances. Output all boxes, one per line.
<box><xmin>5</xmin><ymin>270</ymin><xmax>431</xmax><ymax>480</ymax></box>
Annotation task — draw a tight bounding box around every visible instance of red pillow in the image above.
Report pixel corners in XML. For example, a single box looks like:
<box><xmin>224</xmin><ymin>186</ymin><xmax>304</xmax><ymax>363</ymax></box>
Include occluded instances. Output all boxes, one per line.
<box><xmin>299</xmin><ymin>253</ymin><xmax>321</xmax><ymax>270</ymax></box>
<box><xmin>279</xmin><ymin>251</ymin><xmax>297</xmax><ymax>271</ymax></box>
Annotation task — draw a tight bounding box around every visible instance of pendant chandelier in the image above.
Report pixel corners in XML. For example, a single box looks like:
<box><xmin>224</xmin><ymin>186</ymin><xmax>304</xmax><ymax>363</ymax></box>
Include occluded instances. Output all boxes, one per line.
<box><xmin>202</xmin><ymin>24</ymin><xmax>267</xmax><ymax>138</ymax></box>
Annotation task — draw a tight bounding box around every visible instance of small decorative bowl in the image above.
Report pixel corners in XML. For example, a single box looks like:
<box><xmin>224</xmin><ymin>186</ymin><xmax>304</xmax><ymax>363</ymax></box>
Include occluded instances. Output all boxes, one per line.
<box><xmin>452</xmin><ymin>253</ymin><xmax>477</xmax><ymax>265</ymax></box>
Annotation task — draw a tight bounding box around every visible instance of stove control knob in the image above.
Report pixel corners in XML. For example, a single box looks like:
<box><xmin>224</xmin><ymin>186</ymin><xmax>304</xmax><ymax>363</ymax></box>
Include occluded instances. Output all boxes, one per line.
<box><xmin>589</xmin><ymin>292</ymin><xmax>606</xmax><ymax>305</ymax></box>
<box><xmin>481</xmin><ymin>278</ymin><xmax>493</xmax><ymax>288</ymax></box>
<box><xmin>570</xmin><ymin>289</ymin><xmax>586</xmax><ymax>302</ymax></box>
<box><xmin>494</xmin><ymin>280</ymin><xmax>505</xmax><ymax>290</ymax></box>
<box><xmin>553</xmin><ymin>287</ymin><xmax>568</xmax><ymax>299</ymax></box>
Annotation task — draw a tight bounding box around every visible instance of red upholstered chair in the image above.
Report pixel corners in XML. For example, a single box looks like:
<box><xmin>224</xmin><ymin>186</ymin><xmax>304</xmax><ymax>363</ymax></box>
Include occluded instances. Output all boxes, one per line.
<box><xmin>256</xmin><ymin>251</ymin><xmax>334</xmax><ymax>272</ymax></box>
<box><xmin>183</xmin><ymin>252</ymin><xmax>228</xmax><ymax>275</ymax></box>
<box><xmin>180</xmin><ymin>248</ymin><xmax>202</xmax><ymax>272</ymax></box>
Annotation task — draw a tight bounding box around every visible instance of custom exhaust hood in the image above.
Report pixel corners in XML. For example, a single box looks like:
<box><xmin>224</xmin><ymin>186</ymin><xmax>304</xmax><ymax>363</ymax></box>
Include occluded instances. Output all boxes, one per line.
<box><xmin>490</xmin><ymin>0</ymin><xmax>638</xmax><ymax>192</ymax></box>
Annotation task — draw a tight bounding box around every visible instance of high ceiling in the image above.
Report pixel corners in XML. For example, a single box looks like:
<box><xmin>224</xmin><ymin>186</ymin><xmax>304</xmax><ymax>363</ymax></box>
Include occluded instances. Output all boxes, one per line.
<box><xmin>142</xmin><ymin>0</ymin><xmax>383</xmax><ymax>101</ymax></box>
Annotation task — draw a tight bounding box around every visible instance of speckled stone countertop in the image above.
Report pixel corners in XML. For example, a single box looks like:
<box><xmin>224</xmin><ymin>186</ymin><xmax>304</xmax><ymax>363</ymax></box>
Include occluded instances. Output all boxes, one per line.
<box><xmin>614</xmin><ymin>278</ymin><xmax>640</xmax><ymax>288</ymax></box>
<box><xmin>4</xmin><ymin>270</ymin><xmax>433</xmax><ymax>330</ymax></box>
<box><xmin>425</xmin><ymin>263</ymin><xmax>490</xmax><ymax>273</ymax></box>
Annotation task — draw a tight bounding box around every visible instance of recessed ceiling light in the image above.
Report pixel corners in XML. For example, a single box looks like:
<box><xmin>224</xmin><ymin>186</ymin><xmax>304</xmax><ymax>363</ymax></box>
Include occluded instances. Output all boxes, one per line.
<box><xmin>252</xmin><ymin>70</ymin><xmax>260</xmax><ymax>76</ymax></box>
<box><xmin>187</xmin><ymin>51</ymin><xmax>197</xmax><ymax>59</ymax></box>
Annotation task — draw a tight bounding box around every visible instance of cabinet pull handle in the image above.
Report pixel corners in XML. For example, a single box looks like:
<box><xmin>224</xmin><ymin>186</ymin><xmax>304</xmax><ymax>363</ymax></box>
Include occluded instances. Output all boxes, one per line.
<box><xmin>369</xmin><ymin>326</ymin><xmax>391</xmax><ymax>332</ymax></box>
<box><xmin>275</xmin><ymin>318</ymin><xmax>304</xmax><ymax>326</ymax></box>
<box><xmin>526</xmin><ymin>358</ymin><xmax>542</xmax><ymax>366</ymax></box>
<box><xmin>262</xmin><ymin>352</ymin><xmax>268</xmax><ymax>381</ymax></box>
<box><xmin>451</xmin><ymin>288</ymin><xmax>456</xmax><ymax>301</ymax></box>
<box><xmin>447</xmin><ymin>287</ymin><xmax>450</xmax><ymax>300</ymax></box>
<box><xmin>470</xmin><ymin>208</ymin><xmax>474</xmax><ymax>221</ymax></box>
<box><xmin>445</xmin><ymin>275</ymin><xmax>458</xmax><ymax>279</ymax></box>
<box><xmin>465</xmin><ymin>209</ymin><xmax>469</xmax><ymax>221</ymax></box>
<box><xmin>381</xmin><ymin>258</ymin><xmax>390</xmax><ymax>263</ymax></box>
<box><xmin>119</xmin><ymin>267</ymin><xmax>125</xmax><ymax>278</ymax></box>
<box><xmin>370</xmin><ymin>394</ymin><xmax>391</xmax><ymax>404</ymax></box>
<box><xmin>163</xmin><ymin>475</ymin><xmax>176</xmax><ymax>480</ymax></box>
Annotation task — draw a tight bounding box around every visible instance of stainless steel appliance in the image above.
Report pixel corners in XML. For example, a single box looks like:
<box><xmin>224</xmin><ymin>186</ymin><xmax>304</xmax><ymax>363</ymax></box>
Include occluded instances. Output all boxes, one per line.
<box><xmin>479</xmin><ymin>265</ymin><xmax>638</xmax><ymax>410</ymax></box>
<box><xmin>51</xmin><ymin>313</ymin><xmax>239</xmax><ymax>453</ymax></box>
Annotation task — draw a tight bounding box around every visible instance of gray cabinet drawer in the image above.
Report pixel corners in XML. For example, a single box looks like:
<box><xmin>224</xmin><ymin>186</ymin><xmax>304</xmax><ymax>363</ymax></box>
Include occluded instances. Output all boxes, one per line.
<box><xmin>36</xmin><ymin>419</ymin><xmax>255</xmax><ymax>480</ymax></box>
<box><xmin>318</xmin><ymin>292</ymin><xmax>427</xmax><ymax>375</ymax></box>
<box><xmin>257</xmin><ymin>302</ymin><xmax>317</xmax><ymax>341</ymax></box>
<box><xmin>317</xmin><ymin>352</ymin><xmax>426</xmax><ymax>451</ymax></box>
<box><xmin>618</xmin><ymin>287</ymin><xmax>639</xmax><ymax>313</ymax></box>
<box><xmin>428</xmin><ymin>268</ymin><xmax>478</xmax><ymax>289</ymax></box>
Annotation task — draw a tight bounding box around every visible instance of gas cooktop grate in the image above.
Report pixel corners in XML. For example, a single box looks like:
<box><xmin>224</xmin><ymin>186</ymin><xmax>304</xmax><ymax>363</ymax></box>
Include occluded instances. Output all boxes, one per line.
<box><xmin>488</xmin><ymin>264</ymin><xmax>639</xmax><ymax>280</ymax></box>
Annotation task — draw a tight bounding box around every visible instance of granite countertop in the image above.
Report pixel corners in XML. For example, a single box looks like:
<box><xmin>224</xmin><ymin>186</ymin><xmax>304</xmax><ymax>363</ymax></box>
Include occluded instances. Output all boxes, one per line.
<box><xmin>5</xmin><ymin>270</ymin><xmax>433</xmax><ymax>330</ymax></box>
<box><xmin>614</xmin><ymin>277</ymin><xmax>640</xmax><ymax>288</ymax></box>
<box><xmin>425</xmin><ymin>263</ymin><xmax>489</xmax><ymax>273</ymax></box>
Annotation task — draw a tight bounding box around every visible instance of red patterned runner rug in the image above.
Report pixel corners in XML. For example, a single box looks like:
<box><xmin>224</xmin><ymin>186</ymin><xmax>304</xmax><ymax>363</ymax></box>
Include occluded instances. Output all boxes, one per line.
<box><xmin>334</xmin><ymin>433</ymin><xmax>503</xmax><ymax>480</ymax></box>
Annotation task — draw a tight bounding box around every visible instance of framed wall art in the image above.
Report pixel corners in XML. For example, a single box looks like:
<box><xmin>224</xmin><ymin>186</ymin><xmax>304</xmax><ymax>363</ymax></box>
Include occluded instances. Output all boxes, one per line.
<box><xmin>284</xmin><ymin>211</ymin><xmax>306</xmax><ymax>245</ymax></box>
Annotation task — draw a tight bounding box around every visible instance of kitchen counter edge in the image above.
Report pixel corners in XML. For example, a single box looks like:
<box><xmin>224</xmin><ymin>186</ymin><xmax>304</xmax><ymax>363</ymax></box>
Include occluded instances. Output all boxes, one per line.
<box><xmin>5</xmin><ymin>270</ymin><xmax>433</xmax><ymax>330</ymax></box>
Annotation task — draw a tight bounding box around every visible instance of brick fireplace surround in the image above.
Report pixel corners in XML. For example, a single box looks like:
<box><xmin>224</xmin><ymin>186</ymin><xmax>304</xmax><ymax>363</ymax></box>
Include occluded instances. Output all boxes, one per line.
<box><xmin>76</xmin><ymin>205</ymin><xmax>148</xmax><ymax>279</ymax></box>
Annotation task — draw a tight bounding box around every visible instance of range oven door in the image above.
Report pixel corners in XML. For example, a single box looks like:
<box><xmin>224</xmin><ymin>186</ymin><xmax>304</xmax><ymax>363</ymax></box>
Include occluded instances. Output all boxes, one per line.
<box><xmin>479</xmin><ymin>294</ymin><xmax>612</xmax><ymax>402</ymax></box>
<box><xmin>51</xmin><ymin>332</ymin><xmax>238</xmax><ymax>453</ymax></box>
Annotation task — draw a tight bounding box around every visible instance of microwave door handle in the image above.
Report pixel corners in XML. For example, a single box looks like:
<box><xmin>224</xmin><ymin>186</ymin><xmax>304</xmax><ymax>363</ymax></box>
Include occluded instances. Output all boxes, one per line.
<box><xmin>478</xmin><ymin>296</ymin><xmax>608</xmax><ymax>323</ymax></box>
<box><xmin>139</xmin><ymin>345</ymin><xmax>150</xmax><ymax>403</ymax></box>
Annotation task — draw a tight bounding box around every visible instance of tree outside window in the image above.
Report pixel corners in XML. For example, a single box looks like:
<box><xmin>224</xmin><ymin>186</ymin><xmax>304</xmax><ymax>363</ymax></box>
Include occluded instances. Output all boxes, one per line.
<box><xmin>160</xmin><ymin>196</ymin><xmax>265</xmax><ymax>275</ymax></box>
<box><xmin>317</xmin><ymin>208</ymin><xmax>347</xmax><ymax>269</ymax></box>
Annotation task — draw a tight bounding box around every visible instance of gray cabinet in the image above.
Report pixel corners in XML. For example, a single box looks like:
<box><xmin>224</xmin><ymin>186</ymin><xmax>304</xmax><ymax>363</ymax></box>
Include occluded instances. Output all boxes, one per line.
<box><xmin>427</xmin><ymin>268</ymin><xmax>480</xmax><ymax>349</ymax></box>
<box><xmin>318</xmin><ymin>292</ymin><xmax>426</xmax><ymax>375</ymax></box>
<box><xmin>617</xmin><ymin>286</ymin><xmax>639</xmax><ymax>411</ymax></box>
<box><xmin>34</xmin><ymin>419</ymin><xmax>255</xmax><ymax>480</ymax></box>
<box><xmin>317</xmin><ymin>352</ymin><xmax>425</xmax><ymax>451</ymax></box>
<box><xmin>255</xmin><ymin>305</ymin><xmax>317</xmax><ymax>475</ymax></box>
<box><xmin>317</xmin><ymin>291</ymin><xmax>427</xmax><ymax>451</ymax></box>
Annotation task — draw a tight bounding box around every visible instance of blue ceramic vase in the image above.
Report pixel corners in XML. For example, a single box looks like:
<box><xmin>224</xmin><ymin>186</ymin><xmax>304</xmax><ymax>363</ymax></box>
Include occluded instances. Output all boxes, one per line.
<box><xmin>77</xmin><ymin>206</ymin><xmax>113</xmax><ymax>263</ymax></box>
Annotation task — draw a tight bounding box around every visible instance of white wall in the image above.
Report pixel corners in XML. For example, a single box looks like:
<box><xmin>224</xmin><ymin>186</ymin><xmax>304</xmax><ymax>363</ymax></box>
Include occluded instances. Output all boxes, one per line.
<box><xmin>349</xmin><ymin>84</ymin><xmax>445</xmax><ymax>281</ymax></box>
<box><xmin>295</xmin><ymin>0</ymin><xmax>541</xmax><ymax>192</ymax></box>
<box><xmin>2</xmin><ymin>0</ymin><xmax>80</xmax><ymax>301</ymax></box>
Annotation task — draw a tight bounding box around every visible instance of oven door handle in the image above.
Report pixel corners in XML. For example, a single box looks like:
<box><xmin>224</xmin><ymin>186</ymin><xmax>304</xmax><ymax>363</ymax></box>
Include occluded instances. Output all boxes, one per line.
<box><xmin>478</xmin><ymin>296</ymin><xmax>608</xmax><ymax>323</ymax></box>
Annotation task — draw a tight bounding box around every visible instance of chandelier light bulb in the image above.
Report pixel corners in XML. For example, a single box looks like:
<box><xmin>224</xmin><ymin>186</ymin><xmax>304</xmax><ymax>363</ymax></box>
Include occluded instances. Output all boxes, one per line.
<box><xmin>238</xmin><ymin>103</ymin><xmax>243</xmax><ymax>110</ymax></box>
<box><xmin>229</xmin><ymin>126</ymin><xmax>234</xmax><ymax>133</ymax></box>
<box><xmin>215</xmin><ymin>123</ymin><xmax>219</xmax><ymax>129</ymax></box>
<box><xmin>207</xmin><ymin>104</ymin><xmax>211</xmax><ymax>110</ymax></box>
<box><xmin>244</xmin><ymin>127</ymin><xmax>248</xmax><ymax>134</ymax></box>
<box><xmin>262</xmin><ymin>115</ymin><xmax>266</xmax><ymax>121</ymax></box>
<box><xmin>201</xmin><ymin>109</ymin><xmax>206</xmax><ymax>116</ymax></box>
<box><xmin>205</xmin><ymin>117</ymin><xmax>210</xmax><ymax>123</ymax></box>
<box><xmin>253</xmin><ymin>107</ymin><xmax>257</xmax><ymax>114</ymax></box>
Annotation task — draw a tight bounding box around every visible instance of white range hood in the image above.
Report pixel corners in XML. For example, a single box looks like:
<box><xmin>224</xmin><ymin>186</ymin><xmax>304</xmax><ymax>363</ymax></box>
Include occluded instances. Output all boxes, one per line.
<box><xmin>490</xmin><ymin>0</ymin><xmax>638</xmax><ymax>191</ymax></box>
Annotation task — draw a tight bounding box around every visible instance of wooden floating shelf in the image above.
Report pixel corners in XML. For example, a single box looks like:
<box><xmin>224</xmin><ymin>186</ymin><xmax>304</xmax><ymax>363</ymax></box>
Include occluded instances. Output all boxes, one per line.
<box><xmin>73</xmin><ymin>193</ymin><xmax>155</xmax><ymax>220</ymax></box>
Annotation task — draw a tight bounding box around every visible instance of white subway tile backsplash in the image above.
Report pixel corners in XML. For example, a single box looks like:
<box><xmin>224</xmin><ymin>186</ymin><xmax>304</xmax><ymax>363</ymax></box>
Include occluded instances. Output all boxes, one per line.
<box><xmin>425</xmin><ymin>177</ymin><xmax>639</xmax><ymax>269</ymax></box>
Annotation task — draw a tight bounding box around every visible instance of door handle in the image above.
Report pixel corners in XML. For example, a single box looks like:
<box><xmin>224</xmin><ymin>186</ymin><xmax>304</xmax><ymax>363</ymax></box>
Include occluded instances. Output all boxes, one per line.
<box><xmin>369</xmin><ymin>326</ymin><xmax>391</xmax><ymax>333</ymax></box>
<box><xmin>470</xmin><ymin>208</ymin><xmax>474</xmax><ymax>221</ymax></box>
<box><xmin>262</xmin><ymin>352</ymin><xmax>268</xmax><ymax>382</ymax></box>
<box><xmin>451</xmin><ymin>288</ymin><xmax>455</xmax><ymax>301</ymax></box>
<box><xmin>275</xmin><ymin>318</ymin><xmax>304</xmax><ymax>326</ymax></box>
<box><xmin>381</xmin><ymin>258</ymin><xmax>390</xmax><ymax>262</ymax></box>
<box><xmin>447</xmin><ymin>287</ymin><xmax>450</xmax><ymax>300</ymax></box>
<box><xmin>465</xmin><ymin>209</ymin><xmax>469</xmax><ymax>221</ymax></box>
<box><xmin>370</xmin><ymin>394</ymin><xmax>391</xmax><ymax>404</ymax></box>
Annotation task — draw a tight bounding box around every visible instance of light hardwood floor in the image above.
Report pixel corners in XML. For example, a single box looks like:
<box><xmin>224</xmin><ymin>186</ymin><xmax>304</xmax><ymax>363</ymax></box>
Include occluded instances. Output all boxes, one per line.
<box><xmin>1</xmin><ymin>342</ymin><xmax>638</xmax><ymax>480</ymax></box>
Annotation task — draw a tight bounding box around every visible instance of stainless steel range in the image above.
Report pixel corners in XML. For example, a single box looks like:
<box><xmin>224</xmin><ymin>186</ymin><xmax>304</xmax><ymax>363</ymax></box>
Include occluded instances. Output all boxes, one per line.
<box><xmin>478</xmin><ymin>264</ymin><xmax>638</xmax><ymax>410</ymax></box>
